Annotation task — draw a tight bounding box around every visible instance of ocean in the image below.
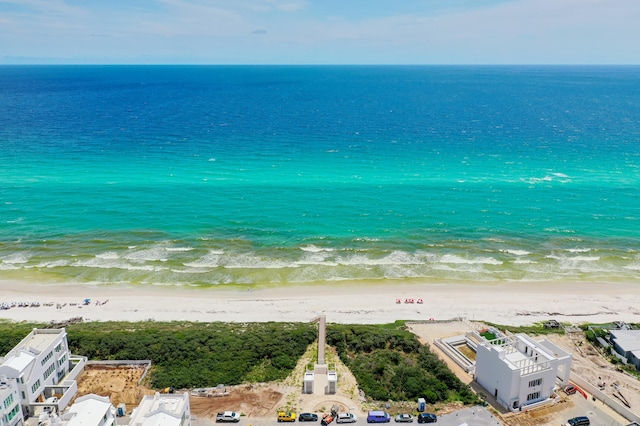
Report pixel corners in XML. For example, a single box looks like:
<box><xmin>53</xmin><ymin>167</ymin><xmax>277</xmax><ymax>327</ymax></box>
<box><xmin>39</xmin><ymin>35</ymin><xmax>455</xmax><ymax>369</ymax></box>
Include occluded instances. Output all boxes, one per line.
<box><xmin>1</xmin><ymin>65</ymin><xmax>639</xmax><ymax>287</ymax></box>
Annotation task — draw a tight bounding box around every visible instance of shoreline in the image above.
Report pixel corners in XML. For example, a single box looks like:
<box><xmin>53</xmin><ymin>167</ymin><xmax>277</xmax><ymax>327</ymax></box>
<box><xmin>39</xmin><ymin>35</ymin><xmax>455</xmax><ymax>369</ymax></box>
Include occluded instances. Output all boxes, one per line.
<box><xmin>1</xmin><ymin>279</ymin><xmax>640</xmax><ymax>326</ymax></box>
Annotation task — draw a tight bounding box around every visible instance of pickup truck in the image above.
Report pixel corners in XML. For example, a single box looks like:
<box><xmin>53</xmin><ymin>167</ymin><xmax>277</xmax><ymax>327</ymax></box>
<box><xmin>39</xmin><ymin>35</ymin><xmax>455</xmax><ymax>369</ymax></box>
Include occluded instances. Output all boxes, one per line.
<box><xmin>216</xmin><ymin>412</ymin><xmax>241</xmax><ymax>422</ymax></box>
<box><xmin>321</xmin><ymin>413</ymin><xmax>334</xmax><ymax>426</ymax></box>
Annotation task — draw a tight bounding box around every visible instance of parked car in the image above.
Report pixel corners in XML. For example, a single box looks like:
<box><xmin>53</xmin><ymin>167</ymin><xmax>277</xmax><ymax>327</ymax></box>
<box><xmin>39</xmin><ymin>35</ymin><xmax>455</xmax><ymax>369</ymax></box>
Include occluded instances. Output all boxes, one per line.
<box><xmin>416</xmin><ymin>413</ymin><xmax>437</xmax><ymax>424</ymax></box>
<box><xmin>299</xmin><ymin>413</ymin><xmax>319</xmax><ymax>422</ymax></box>
<box><xmin>336</xmin><ymin>413</ymin><xmax>357</xmax><ymax>424</ymax></box>
<box><xmin>366</xmin><ymin>411</ymin><xmax>390</xmax><ymax>423</ymax></box>
<box><xmin>566</xmin><ymin>416</ymin><xmax>590</xmax><ymax>426</ymax></box>
<box><xmin>278</xmin><ymin>411</ymin><xmax>297</xmax><ymax>422</ymax></box>
<box><xmin>394</xmin><ymin>414</ymin><xmax>413</xmax><ymax>423</ymax></box>
<box><xmin>216</xmin><ymin>412</ymin><xmax>240</xmax><ymax>423</ymax></box>
<box><xmin>564</xmin><ymin>384</ymin><xmax>577</xmax><ymax>395</ymax></box>
<box><xmin>321</xmin><ymin>413</ymin><xmax>335</xmax><ymax>426</ymax></box>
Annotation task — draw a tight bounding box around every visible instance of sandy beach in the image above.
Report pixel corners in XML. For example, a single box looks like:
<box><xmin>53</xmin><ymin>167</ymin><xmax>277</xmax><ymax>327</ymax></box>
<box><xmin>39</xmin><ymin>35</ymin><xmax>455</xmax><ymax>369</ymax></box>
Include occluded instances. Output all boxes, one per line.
<box><xmin>1</xmin><ymin>279</ymin><xmax>639</xmax><ymax>326</ymax></box>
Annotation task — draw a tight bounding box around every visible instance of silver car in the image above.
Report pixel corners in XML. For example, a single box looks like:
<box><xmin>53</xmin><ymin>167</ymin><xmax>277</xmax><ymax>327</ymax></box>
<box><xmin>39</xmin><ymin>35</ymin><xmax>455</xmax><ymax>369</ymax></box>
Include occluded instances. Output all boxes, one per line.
<box><xmin>394</xmin><ymin>414</ymin><xmax>413</xmax><ymax>423</ymax></box>
<box><xmin>336</xmin><ymin>413</ymin><xmax>357</xmax><ymax>424</ymax></box>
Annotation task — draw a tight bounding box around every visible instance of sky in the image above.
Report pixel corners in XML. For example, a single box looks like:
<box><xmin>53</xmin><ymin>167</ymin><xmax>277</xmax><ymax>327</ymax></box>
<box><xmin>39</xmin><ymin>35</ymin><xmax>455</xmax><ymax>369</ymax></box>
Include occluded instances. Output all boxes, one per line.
<box><xmin>1</xmin><ymin>0</ymin><xmax>639</xmax><ymax>65</ymax></box>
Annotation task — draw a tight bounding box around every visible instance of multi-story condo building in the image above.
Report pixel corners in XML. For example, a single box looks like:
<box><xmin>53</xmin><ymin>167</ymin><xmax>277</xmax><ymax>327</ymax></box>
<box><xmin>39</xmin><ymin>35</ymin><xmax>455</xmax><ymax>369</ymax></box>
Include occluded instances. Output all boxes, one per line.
<box><xmin>475</xmin><ymin>333</ymin><xmax>571</xmax><ymax>412</ymax></box>
<box><xmin>0</xmin><ymin>328</ymin><xmax>70</xmax><ymax>407</ymax></box>
<box><xmin>0</xmin><ymin>378</ymin><xmax>23</xmax><ymax>426</ymax></box>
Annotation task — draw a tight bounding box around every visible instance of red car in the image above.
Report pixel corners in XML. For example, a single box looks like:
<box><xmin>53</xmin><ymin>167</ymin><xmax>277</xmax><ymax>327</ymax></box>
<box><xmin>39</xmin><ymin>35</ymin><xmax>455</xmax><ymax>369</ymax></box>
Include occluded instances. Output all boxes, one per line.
<box><xmin>564</xmin><ymin>384</ymin><xmax>577</xmax><ymax>395</ymax></box>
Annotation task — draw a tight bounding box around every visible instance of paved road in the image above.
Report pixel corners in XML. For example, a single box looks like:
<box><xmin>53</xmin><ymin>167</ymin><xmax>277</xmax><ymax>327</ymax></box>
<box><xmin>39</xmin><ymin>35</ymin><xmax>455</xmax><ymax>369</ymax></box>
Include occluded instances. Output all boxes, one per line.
<box><xmin>196</xmin><ymin>406</ymin><xmax>500</xmax><ymax>426</ymax></box>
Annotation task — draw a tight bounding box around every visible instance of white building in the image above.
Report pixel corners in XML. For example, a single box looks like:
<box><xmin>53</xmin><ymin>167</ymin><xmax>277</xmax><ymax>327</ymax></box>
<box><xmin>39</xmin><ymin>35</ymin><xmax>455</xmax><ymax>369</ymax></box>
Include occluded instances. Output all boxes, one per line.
<box><xmin>62</xmin><ymin>394</ymin><xmax>116</xmax><ymax>426</ymax></box>
<box><xmin>0</xmin><ymin>328</ymin><xmax>83</xmax><ymax>420</ymax></box>
<box><xmin>0</xmin><ymin>378</ymin><xmax>23</xmax><ymax>426</ymax></box>
<box><xmin>475</xmin><ymin>333</ymin><xmax>571</xmax><ymax>412</ymax></box>
<box><xmin>128</xmin><ymin>392</ymin><xmax>190</xmax><ymax>426</ymax></box>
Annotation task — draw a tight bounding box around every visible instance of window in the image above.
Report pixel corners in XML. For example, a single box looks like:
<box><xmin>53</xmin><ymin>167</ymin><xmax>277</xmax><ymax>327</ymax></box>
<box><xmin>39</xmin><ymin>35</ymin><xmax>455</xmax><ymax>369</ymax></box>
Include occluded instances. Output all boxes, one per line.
<box><xmin>526</xmin><ymin>391</ymin><xmax>540</xmax><ymax>401</ymax></box>
<box><xmin>528</xmin><ymin>378</ymin><xmax>542</xmax><ymax>387</ymax></box>
<box><xmin>3</xmin><ymin>393</ymin><xmax>14</xmax><ymax>409</ymax></box>
<box><xmin>44</xmin><ymin>363</ymin><xmax>56</xmax><ymax>379</ymax></box>
<box><xmin>31</xmin><ymin>379</ymin><xmax>41</xmax><ymax>394</ymax></box>
<box><xmin>41</xmin><ymin>351</ymin><xmax>53</xmax><ymax>366</ymax></box>
<box><xmin>7</xmin><ymin>404</ymin><xmax>20</xmax><ymax>421</ymax></box>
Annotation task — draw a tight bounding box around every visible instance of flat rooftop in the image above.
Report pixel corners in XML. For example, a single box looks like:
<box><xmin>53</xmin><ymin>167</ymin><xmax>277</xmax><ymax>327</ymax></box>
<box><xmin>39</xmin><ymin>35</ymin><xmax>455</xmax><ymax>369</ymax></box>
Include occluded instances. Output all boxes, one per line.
<box><xmin>66</xmin><ymin>395</ymin><xmax>112</xmax><ymax>426</ymax></box>
<box><xmin>16</xmin><ymin>329</ymin><xmax>65</xmax><ymax>355</ymax></box>
<box><xmin>129</xmin><ymin>393</ymin><xmax>188</xmax><ymax>426</ymax></box>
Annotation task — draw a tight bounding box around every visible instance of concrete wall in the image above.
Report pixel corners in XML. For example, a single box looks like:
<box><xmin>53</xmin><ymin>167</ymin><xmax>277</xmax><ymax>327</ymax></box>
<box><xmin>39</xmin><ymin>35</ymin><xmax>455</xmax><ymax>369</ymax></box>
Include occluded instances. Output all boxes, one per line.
<box><xmin>66</xmin><ymin>356</ymin><xmax>87</xmax><ymax>382</ymax></box>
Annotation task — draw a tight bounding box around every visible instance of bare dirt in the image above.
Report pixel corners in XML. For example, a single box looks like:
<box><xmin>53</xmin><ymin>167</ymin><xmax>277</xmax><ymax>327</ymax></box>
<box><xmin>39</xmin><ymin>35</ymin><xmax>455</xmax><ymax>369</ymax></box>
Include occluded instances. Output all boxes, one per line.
<box><xmin>189</xmin><ymin>385</ymin><xmax>286</xmax><ymax>418</ymax></box>
<box><xmin>75</xmin><ymin>364</ymin><xmax>156</xmax><ymax>407</ymax></box>
<box><xmin>545</xmin><ymin>331</ymin><xmax>640</xmax><ymax>411</ymax></box>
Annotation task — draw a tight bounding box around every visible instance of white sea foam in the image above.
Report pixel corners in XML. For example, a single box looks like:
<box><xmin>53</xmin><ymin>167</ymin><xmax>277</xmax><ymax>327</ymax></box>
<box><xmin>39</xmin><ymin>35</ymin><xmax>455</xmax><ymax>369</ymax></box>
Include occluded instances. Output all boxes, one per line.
<box><xmin>438</xmin><ymin>254</ymin><xmax>503</xmax><ymax>265</ymax></box>
<box><xmin>184</xmin><ymin>251</ymin><xmax>223</xmax><ymax>268</ymax></box>
<box><xmin>75</xmin><ymin>258</ymin><xmax>165</xmax><ymax>272</ymax></box>
<box><xmin>502</xmin><ymin>249</ymin><xmax>531</xmax><ymax>256</ymax></box>
<box><xmin>547</xmin><ymin>255</ymin><xmax>600</xmax><ymax>262</ymax></box>
<box><xmin>166</xmin><ymin>247</ymin><xmax>195</xmax><ymax>252</ymax></box>
<box><xmin>294</xmin><ymin>250</ymin><xmax>338</xmax><ymax>266</ymax></box>
<box><xmin>565</xmin><ymin>248</ymin><xmax>591</xmax><ymax>253</ymax></box>
<box><xmin>336</xmin><ymin>251</ymin><xmax>422</xmax><ymax>266</ymax></box>
<box><xmin>571</xmin><ymin>256</ymin><xmax>600</xmax><ymax>262</ymax></box>
<box><xmin>1</xmin><ymin>253</ymin><xmax>30</xmax><ymax>264</ymax></box>
<box><xmin>513</xmin><ymin>259</ymin><xmax>536</xmax><ymax>264</ymax></box>
<box><xmin>544</xmin><ymin>228</ymin><xmax>576</xmax><ymax>234</ymax></box>
<box><xmin>0</xmin><ymin>263</ymin><xmax>19</xmax><ymax>270</ymax></box>
<box><xmin>96</xmin><ymin>251</ymin><xmax>120</xmax><ymax>260</ymax></box>
<box><xmin>124</xmin><ymin>246</ymin><xmax>169</xmax><ymax>262</ymax></box>
<box><xmin>300</xmin><ymin>245</ymin><xmax>335</xmax><ymax>253</ymax></box>
<box><xmin>224</xmin><ymin>254</ymin><xmax>293</xmax><ymax>269</ymax></box>
<box><xmin>38</xmin><ymin>260</ymin><xmax>70</xmax><ymax>268</ymax></box>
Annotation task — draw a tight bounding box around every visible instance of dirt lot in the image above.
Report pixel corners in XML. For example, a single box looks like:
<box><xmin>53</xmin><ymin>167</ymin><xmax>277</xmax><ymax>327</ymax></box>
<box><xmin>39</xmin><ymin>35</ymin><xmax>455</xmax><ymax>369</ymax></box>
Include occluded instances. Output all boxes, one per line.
<box><xmin>76</xmin><ymin>364</ymin><xmax>291</xmax><ymax>418</ymax></box>
<box><xmin>75</xmin><ymin>364</ymin><xmax>156</xmax><ymax>407</ymax></box>
<box><xmin>546</xmin><ymin>331</ymin><xmax>640</xmax><ymax>411</ymax></box>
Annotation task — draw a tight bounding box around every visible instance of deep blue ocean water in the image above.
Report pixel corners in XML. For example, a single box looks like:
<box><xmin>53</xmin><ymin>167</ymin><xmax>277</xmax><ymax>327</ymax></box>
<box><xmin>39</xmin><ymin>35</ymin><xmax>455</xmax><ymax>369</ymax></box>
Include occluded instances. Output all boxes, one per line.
<box><xmin>1</xmin><ymin>65</ymin><xmax>639</xmax><ymax>286</ymax></box>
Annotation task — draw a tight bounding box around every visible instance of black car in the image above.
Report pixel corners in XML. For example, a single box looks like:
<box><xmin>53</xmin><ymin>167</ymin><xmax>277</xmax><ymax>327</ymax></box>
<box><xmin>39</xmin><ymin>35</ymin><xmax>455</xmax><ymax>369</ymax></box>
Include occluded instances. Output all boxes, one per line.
<box><xmin>416</xmin><ymin>413</ymin><xmax>437</xmax><ymax>424</ymax></box>
<box><xmin>299</xmin><ymin>413</ymin><xmax>319</xmax><ymax>422</ymax></box>
<box><xmin>567</xmin><ymin>416</ymin><xmax>590</xmax><ymax>426</ymax></box>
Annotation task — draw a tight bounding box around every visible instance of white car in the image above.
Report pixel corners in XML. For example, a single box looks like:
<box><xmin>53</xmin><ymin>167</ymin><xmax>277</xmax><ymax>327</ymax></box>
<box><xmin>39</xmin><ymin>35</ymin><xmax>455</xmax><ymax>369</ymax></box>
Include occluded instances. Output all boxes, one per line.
<box><xmin>336</xmin><ymin>413</ymin><xmax>357</xmax><ymax>424</ymax></box>
<box><xmin>394</xmin><ymin>414</ymin><xmax>413</xmax><ymax>423</ymax></box>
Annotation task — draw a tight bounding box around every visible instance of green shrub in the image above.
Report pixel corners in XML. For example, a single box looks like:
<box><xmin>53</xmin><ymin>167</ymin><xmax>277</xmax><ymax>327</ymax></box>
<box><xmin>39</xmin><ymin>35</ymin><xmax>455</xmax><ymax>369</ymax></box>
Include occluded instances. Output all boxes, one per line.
<box><xmin>327</xmin><ymin>323</ymin><xmax>479</xmax><ymax>405</ymax></box>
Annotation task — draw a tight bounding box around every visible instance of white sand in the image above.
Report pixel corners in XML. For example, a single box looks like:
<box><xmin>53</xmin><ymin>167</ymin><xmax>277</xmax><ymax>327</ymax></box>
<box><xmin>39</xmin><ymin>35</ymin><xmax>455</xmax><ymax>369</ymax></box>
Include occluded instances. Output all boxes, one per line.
<box><xmin>1</xmin><ymin>279</ymin><xmax>639</xmax><ymax>326</ymax></box>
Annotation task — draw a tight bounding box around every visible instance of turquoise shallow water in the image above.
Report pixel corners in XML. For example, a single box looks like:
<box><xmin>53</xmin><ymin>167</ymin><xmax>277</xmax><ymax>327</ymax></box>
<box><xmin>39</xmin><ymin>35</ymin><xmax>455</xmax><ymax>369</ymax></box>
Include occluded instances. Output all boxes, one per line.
<box><xmin>1</xmin><ymin>65</ymin><xmax>639</xmax><ymax>286</ymax></box>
